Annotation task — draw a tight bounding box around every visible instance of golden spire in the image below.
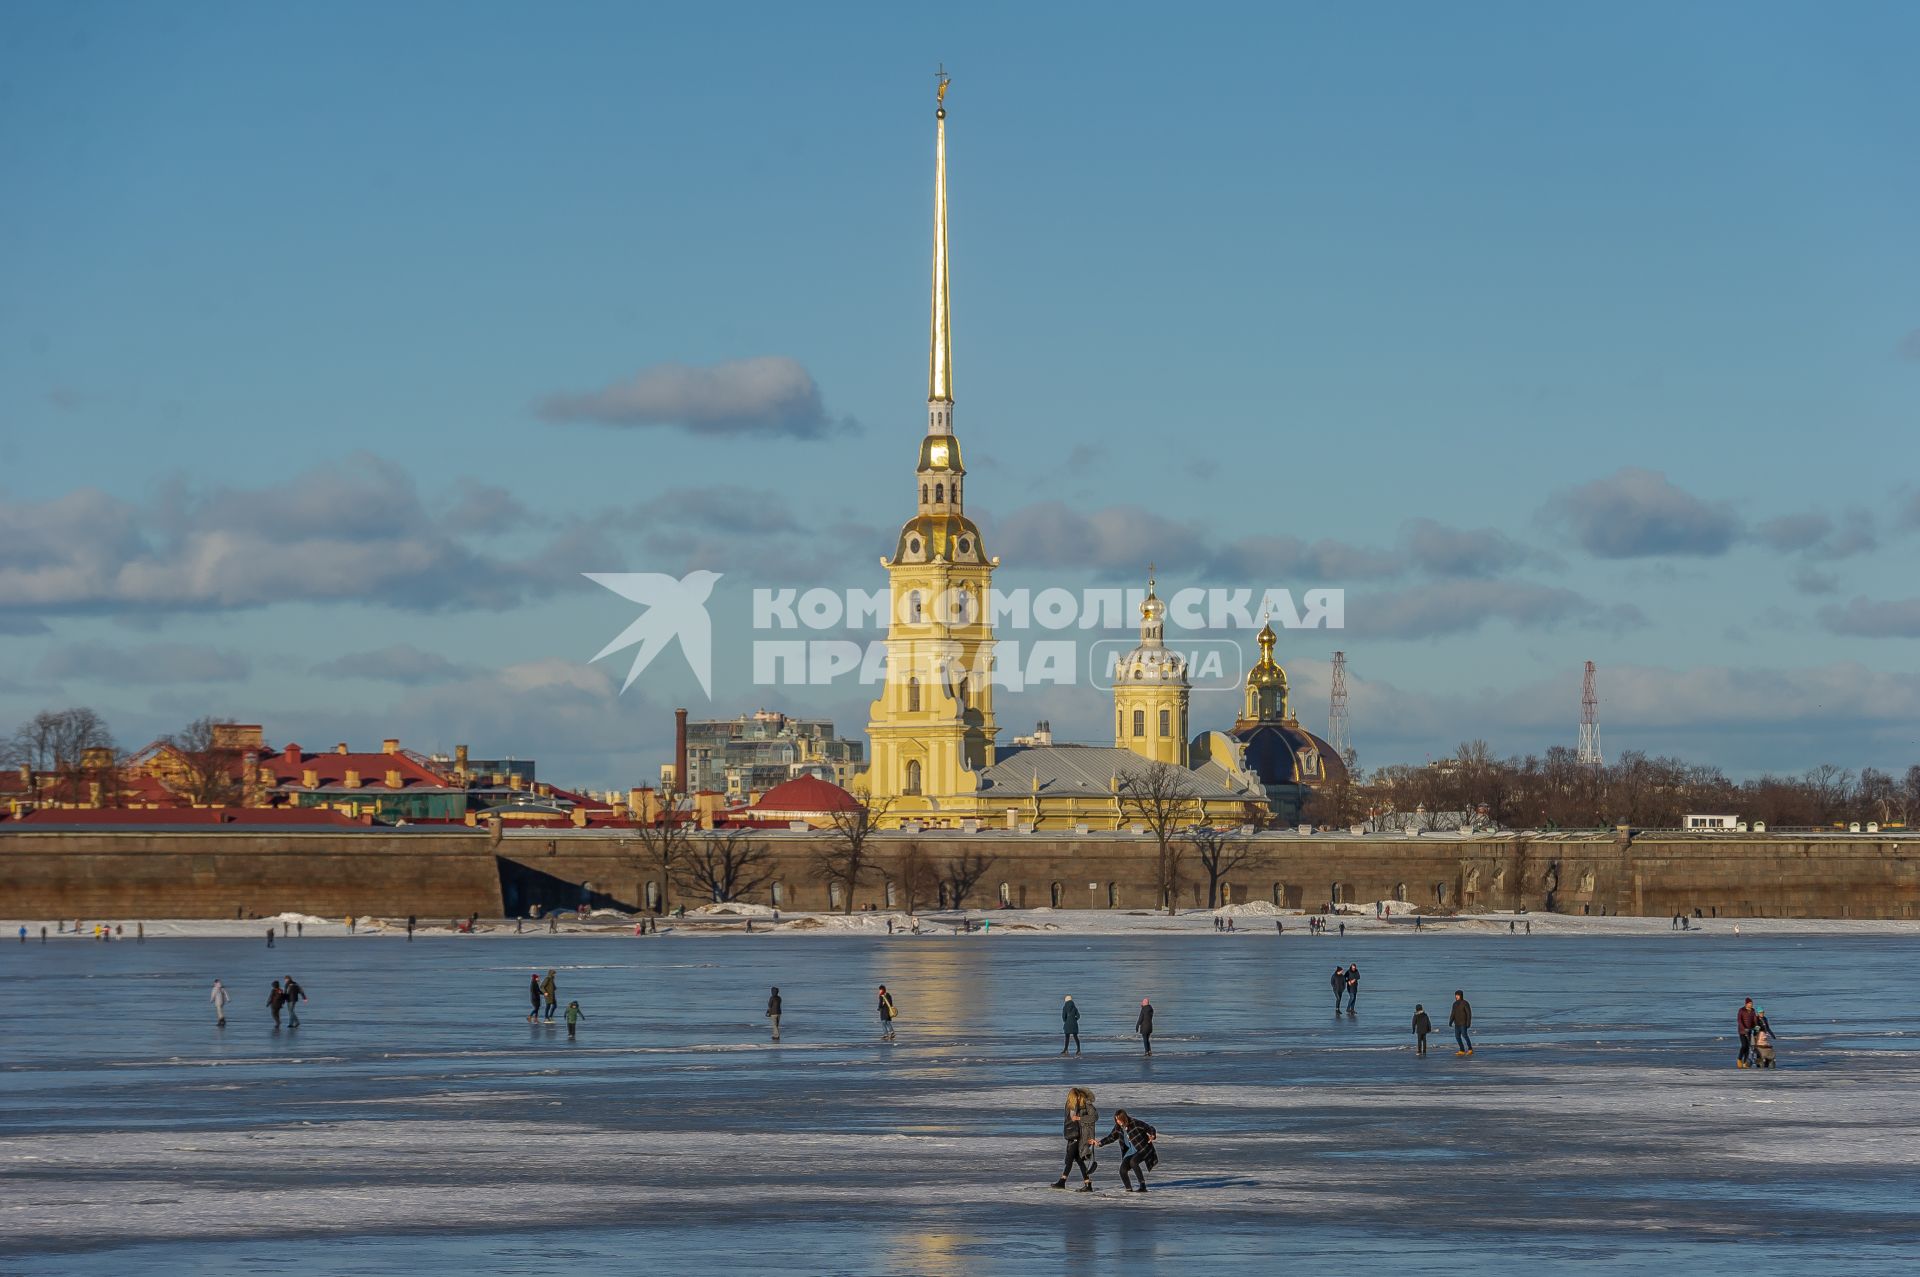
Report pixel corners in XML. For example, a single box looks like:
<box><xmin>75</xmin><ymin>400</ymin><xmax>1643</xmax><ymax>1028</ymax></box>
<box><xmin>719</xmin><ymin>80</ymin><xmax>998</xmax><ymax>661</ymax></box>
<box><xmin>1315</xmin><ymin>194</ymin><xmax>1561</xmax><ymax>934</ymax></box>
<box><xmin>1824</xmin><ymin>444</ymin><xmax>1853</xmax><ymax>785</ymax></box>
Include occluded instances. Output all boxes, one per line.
<box><xmin>927</xmin><ymin>67</ymin><xmax>953</xmax><ymax>413</ymax></box>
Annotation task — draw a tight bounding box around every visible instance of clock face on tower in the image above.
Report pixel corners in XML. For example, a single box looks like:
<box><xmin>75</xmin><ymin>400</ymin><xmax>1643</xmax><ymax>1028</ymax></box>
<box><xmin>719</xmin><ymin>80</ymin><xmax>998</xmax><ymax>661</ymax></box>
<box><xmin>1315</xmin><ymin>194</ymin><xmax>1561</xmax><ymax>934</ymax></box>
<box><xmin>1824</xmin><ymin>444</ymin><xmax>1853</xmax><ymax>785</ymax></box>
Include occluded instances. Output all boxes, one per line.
<box><xmin>929</xmin><ymin>442</ymin><xmax>950</xmax><ymax>467</ymax></box>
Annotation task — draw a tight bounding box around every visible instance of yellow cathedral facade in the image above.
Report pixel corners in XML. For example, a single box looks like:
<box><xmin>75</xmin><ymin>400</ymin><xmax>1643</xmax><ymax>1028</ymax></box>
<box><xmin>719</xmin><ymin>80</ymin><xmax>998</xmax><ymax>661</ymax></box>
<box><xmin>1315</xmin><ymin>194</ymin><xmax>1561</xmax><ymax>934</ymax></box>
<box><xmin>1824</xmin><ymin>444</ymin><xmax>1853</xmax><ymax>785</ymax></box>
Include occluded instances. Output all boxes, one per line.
<box><xmin>861</xmin><ymin>78</ymin><xmax>1337</xmax><ymax>830</ymax></box>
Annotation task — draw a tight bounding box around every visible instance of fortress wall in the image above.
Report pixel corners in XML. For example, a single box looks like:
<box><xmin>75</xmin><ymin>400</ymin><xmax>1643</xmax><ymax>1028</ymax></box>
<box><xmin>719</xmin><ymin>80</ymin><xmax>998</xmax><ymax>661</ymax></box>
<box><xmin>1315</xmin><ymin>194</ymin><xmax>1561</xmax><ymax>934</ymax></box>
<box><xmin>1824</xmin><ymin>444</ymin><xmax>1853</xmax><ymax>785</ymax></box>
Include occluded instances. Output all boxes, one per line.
<box><xmin>0</xmin><ymin>830</ymin><xmax>502</xmax><ymax>921</ymax></box>
<box><xmin>6</xmin><ymin>828</ymin><xmax>1916</xmax><ymax>920</ymax></box>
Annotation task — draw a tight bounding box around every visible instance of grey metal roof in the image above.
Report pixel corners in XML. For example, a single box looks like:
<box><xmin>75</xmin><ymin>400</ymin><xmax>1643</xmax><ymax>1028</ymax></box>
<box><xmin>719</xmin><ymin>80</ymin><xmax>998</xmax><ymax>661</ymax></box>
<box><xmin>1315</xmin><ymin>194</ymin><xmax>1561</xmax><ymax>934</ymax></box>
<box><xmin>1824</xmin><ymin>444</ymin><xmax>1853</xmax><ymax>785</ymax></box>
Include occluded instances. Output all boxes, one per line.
<box><xmin>978</xmin><ymin>745</ymin><xmax>1263</xmax><ymax>800</ymax></box>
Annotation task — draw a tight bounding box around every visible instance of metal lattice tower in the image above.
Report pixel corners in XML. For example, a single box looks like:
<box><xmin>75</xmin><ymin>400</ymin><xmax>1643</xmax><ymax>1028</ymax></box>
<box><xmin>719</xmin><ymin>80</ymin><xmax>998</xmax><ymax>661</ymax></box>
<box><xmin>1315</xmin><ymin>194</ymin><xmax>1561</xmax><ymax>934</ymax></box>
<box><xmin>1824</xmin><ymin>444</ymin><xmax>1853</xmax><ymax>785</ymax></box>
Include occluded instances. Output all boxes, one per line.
<box><xmin>1577</xmin><ymin>660</ymin><xmax>1603</xmax><ymax>765</ymax></box>
<box><xmin>1328</xmin><ymin>650</ymin><xmax>1354</xmax><ymax>767</ymax></box>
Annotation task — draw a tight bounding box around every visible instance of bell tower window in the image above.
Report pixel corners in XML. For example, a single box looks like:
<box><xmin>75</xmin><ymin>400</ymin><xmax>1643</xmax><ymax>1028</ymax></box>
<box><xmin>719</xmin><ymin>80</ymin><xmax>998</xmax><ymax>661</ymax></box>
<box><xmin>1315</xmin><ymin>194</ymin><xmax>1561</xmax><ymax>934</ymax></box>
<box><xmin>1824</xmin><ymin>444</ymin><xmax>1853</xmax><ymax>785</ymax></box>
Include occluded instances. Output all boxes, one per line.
<box><xmin>907</xmin><ymin>677</ymin><xmax>921</xmax><ymax>712</ymax></box>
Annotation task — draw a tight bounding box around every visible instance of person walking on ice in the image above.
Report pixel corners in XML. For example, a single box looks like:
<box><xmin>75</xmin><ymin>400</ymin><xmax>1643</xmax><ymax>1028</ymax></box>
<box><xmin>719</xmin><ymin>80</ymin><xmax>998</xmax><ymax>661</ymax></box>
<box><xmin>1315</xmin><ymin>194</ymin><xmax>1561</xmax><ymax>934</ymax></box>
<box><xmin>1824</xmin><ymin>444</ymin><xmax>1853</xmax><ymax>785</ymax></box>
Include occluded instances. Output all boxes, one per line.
<box><xmin>1450</xmin><ymin>990</ymin><xmax>1474</xmax><ymax>1055</ymax></box>
<box><xmin>1061</xmin><ymin>995</ymin><xmax>1082</xmax><ymax>1056</ymax></box>
<box><xmin>268</xmin><ymin>980</ymin><xmax>285</xmax><ymax>1029</ymax></box>
<box><xmin>877</xmin><ymin>984</ymin><xmax>898</xmax><ymax>1040</ymax></box>
<box><xmin>282</xmin><ymin>975</ymin><xmax>306</xmax><ymax>1028</ymax></box>
<box><xmin>1331</xmin><ymin>966</ymin><xmax>1346</xmax><ymax>1011</ymax></box>
<box><xmin>1411</xmin><ymin>1003</ymin><xmax>1432</xmax><ymax>1055</ymax></box>
<box><xmin>1135</xmin><ymin>998</ymin><xmax>1154</xmax><ymax>1055</ymax></box>
<box><xmin>564</xmin><ymin>1000</ymin><xmax>585</xmax><ymax>1039</ymax></box>
<box><xmin>527</xmin><ymin>972</ymin><xmax>542</xmax><ymax>1023</ymax></box>
<box><xmin>766</xmin><ymin>986</ymin><xmax>782</xmax><ymax>1041</ymax></box>
<box><xmin>1735</xmin><ymin>997</ymin><xmax>1757</xmax><ymax>1068</ymax></box>
<box><xmin>210</xmin><ymin>978</ymin><xmax>230</xmax><ymax>1027</ymax></box>
<box><xmin>542</xmin><ymin>969</ymin><xmax>558</xmax><ymax>1022</ymax></box>
<box><xmin>1097</xmin><ymin>1109</ymin><xmax>1159</xmax><ymax>1192</ymax></box>
<box><xmin>1344</xmin><ymin>963</ymin><xmax>1360</xmax><ymax>1012</ymax></box>
<box><xmin>1051</xmin><ymin>1087</ymin><xmax>1098</xmax><ymax>1192</ymax></box>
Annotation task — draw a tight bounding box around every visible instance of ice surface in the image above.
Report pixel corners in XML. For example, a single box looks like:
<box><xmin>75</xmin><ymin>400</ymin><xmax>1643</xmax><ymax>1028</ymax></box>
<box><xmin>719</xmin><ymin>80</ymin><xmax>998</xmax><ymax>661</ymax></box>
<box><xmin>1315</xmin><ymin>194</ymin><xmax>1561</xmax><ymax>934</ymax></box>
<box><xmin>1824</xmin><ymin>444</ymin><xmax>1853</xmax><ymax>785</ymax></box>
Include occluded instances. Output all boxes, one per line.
<box><xmin>3</xmin><ymin>928</ymin><xmax>1919</xmax><ymax>1274</ymax></box>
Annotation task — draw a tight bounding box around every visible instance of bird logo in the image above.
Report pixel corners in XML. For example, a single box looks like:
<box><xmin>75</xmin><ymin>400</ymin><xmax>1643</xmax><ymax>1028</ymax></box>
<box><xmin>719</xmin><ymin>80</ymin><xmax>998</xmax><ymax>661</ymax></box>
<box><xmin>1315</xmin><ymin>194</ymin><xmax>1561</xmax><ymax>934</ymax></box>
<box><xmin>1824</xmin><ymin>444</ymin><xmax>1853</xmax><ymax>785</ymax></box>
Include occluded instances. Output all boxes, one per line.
<box><xmin>584</xmin><ymin>570</ymin><xmax>722</xmax><ymax>697</ymax></box>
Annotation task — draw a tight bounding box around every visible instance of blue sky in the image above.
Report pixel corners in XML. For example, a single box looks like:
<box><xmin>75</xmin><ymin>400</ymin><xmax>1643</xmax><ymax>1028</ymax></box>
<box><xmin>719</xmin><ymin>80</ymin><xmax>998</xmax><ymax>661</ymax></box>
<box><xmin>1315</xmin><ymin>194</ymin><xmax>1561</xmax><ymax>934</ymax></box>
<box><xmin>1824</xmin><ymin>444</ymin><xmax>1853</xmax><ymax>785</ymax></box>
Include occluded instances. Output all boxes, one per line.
<box><xmin>2</xmin><ymin>1</ymin><xmax>1917</xmax><ymax>787</ymax></box>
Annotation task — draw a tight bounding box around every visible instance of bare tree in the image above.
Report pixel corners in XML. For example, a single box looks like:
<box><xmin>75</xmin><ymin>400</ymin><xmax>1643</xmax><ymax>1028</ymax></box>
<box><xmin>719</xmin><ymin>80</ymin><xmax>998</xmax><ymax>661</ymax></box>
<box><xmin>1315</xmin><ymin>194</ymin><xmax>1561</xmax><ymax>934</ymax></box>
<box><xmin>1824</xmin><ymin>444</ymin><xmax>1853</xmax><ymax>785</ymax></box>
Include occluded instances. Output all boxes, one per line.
<box><xmin>1118</xmin><ymin>761</ymin><xmax>1200</xmax><ymax>915</ymax></box>
<box><xmin>812</xmin><ymin>797</ymin><xmax>891</xmax><ymax>913</ymax></box>
<box><xmin>677</xmin><ymin>828</ymin><xmax>776</xmax><ymax>904</ymax></box>
<box><xmin>942</xmin><ymin>849</ymin><xmax>998</xmax><ymax>909</ymax></box>
<box><xmin>1186</xmin><ymin>824</ymin><xmax>1272</xmax><ymax>908</ymax></box>
<box><xmin>163</xmin><ymin>716</ymin><xmax>245</xmax><ymax>806</ymax></box>
<box><xmin>629</xmin><ymin>800</ymin><xmax>697</xmax><ymax>913</ymax></box>
<box><xmin>895</xmin><ymin>842</ymin><xmax>940</xmax><ymax>914</ymax></box>
<box><xmin>8</xmin><ymin>707</ymin><xmax>115</xmax><ymax>802</ymax></box>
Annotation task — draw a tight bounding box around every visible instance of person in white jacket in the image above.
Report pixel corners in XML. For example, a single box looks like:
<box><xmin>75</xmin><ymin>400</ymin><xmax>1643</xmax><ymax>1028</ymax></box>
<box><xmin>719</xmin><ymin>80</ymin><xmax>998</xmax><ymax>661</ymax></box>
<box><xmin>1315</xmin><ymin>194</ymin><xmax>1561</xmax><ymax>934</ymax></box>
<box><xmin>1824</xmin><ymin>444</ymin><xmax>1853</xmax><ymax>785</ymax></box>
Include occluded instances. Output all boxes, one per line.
<box><xmin>211</xmin><ymin>978</ymin><xmax>230</xmax><ymax>1026</ymax></box>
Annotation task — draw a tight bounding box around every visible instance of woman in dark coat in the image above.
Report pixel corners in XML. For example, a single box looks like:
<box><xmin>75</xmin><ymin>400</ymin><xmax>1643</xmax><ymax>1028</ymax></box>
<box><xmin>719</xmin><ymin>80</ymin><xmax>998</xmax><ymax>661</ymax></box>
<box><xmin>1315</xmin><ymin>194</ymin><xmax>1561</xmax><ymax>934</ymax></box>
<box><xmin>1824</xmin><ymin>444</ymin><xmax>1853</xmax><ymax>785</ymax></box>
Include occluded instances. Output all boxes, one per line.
<box><xmin>1097</xmin><ymin>1109</ymin><xmax>1159</xmax><ymax>1192</ymax></box>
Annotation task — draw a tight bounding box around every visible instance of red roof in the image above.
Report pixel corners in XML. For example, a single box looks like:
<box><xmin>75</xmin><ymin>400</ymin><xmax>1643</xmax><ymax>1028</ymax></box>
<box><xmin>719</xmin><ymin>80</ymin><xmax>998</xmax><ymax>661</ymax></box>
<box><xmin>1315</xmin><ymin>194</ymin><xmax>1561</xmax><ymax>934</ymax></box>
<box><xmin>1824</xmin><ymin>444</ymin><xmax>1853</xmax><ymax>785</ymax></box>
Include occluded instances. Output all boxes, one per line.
<box><xmin>263</xmin><ymin>746</ymin><xmax>454</xmax><ymax>792</ymax></box>
<box><xmin>16</xmin><ymin>807</ymin><xmax>362</xmax><ymax>826</ymax></box>
<box><xmin>750</xmin><ymin>775</ymin><xmax>861</xmax><ymax>813</ymax></box>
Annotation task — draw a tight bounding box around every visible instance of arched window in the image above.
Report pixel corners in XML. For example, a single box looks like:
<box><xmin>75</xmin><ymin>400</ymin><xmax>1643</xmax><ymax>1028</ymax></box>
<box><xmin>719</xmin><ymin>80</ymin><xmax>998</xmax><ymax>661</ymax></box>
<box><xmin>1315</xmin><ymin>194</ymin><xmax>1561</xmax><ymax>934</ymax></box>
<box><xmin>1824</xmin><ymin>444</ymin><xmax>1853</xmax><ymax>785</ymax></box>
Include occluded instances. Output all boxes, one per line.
<box><xmin>828</xmin><ymin>882</ymin><xmax>843</xmax><ymax>910</ymax></box>
<box><xmin>937</xmin><ymin>882</ymin><xmax>949</xmax><ymax>909</ymax></box>
<box><xmin>1159</xmin><ymin>708</ymin><xmax>1171</xmax><ymax>736</ymax></box>
<box><xmin>907</xmin><ymin>677</ymin><xmax>921</xmax><ymax>712</ymax></box>
<box><xmin>1049</xmin><ymin>881</ymin><xmax>1063</xmax><ymax>908</ymax></box>
<box><xmin>1107</xmin><ymin>882</ymin><xmax>1118</xmax><ymax>908</ymax></box>
<box><xmin>934</xmin><ymin>482</ymin><xmax>944</xmax><ymax>503</ymax></box>
<box><xmin>1222</xmin><ymin>881</ymin><xmax>1234</xmax><ymax>905</ymax></box>
<box><xmin>1435</xmin><ymin>882</ymin><xmax>1449</xmax><ymax>906</ymax></box>
<box><xmin>998</xmin><ymin>881</ymin><xmax>1012</xmax><ymax>906</ymax></box>
<box><xmin>908</xmin><ymin>591</ymin><xmax>923</xmax><ymax>623</ymax></box>
<box><xmin>771</xmin><ymin>881</ymin><xmax>784</xmax><ymax>907</ymax></box>
<box><xmin>885</xmin><ymin>880</ymin><xmax>898</xmax><ymax>908</ymax></box>
<box><xmin>1132</xmin><ymin>709</ymin><xmax>1146</xmax><ymax>737</ymax></box>
<box><xmin>920</xmin><ymin>483</ymin><xmax>928</xmax><ymax>504</ymax></box>
<box><xmin>1272</xmin><ymin>881</ymin><xmax>1283</xmax><ymax>906</ymax></box>
<box><xmin>645</xmin><ymin>880</ymin><xmax>661</xmax><ymax>912</ymax></box>
<box><xmin>1395</xmin><ymin>881</ymin><xmax>1407</xmax><ymax>903</ymax></box>
<box><xmin>905</xmin><ymin>760</ymin><xmax>922</xmax><ymax>794</ymax></box>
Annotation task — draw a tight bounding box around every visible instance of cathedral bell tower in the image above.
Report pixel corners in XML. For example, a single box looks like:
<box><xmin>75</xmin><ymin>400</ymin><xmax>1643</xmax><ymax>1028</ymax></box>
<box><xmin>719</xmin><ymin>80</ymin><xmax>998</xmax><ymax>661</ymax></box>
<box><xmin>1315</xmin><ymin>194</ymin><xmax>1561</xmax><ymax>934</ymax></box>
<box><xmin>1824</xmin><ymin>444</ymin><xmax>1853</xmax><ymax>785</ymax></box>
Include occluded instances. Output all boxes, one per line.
<box><xmin>1113</xmin><ymin>571</ymin><xmax>1190</xmax><ymax>765</ymax></box>
<box><xmin>866</xmin><ymin>73</ymin><xmax>999</xmax><ymax>820</ymax></box>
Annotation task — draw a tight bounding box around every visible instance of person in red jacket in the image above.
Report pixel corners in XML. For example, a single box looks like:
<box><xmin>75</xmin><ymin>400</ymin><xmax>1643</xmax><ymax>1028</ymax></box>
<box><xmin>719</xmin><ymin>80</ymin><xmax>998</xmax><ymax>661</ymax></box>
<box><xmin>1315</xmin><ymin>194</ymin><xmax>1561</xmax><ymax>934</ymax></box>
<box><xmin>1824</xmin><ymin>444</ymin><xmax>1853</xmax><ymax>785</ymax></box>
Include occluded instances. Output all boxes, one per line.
<box><xmin>1736</xmin><ymin>998</ymin><xmax>1758</xmax><ymax>1068</ymax></box>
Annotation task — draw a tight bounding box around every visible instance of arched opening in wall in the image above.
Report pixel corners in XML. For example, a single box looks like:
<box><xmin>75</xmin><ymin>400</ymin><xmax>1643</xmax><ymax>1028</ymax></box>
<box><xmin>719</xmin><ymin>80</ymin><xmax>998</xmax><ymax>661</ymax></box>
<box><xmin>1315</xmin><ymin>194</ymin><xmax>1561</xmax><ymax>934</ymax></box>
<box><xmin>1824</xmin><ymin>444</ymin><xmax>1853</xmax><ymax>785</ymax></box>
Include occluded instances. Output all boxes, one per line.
<box><xmin>828</xmin><ymin>882</ymin><xmax>843</xmax><ymax>910</ymax></box>
<box><xmin>885</xmin><ymin>880</ymin><xmax>898</xmax><ymax>908</ymax></box>
<box><xmin>905</xmin><ymin>760</ymin><xmax>922</xmax><ymax>795</ymax></box>
<box><xmin>907</xmin><ymin>677</ymin><xmax>921</xmax><ymax>712</ymax></box>
<box><xmin>645</xmin><ymin>881</ymin><xmax>661</xmax><ymax>913</ymax></box>
<box><xmin>1272</xmin><ymin>881</ymin><xmax>1283</xmax><ymax>906</ymax></box>
<box><xmin>1107</xmin><ymin>882</ymin><xmax>1118</xmax><ymax>908</ymax></box>
<box><xmin>937</xmin><ymin>881</ymin><xmax>949</xmax><ymax>909</ymax></box>
<box><xmin>1221</xmin><ymin>881</ymin><xmax>1234</xmax><ymax>905</ymax></box>
<box><xmin>908</xmin><ymin>591</ymin><xmax>923</xmax><ymax>623</ymax></box>
<box><xmin>1019</xmin><ymin>883</ymin><xmax>1030</xmax><ymax>908</ymax></box>
<box><xmin>1330</xmin><ymin>881</ymin><xmax>1344</xmax><ymax>905</ymax></box>
<box><xmin>1050</xmin><ymin>881</ymin><xmax>1063</xmax><ymax>908</ymax></box>
<box><xmin>1132</xmin><ymin>709</ymin><xmax>1146</xmax><ymax>737</ymax></box>
<box><xmin>934</xmin><ymin>482</ymin><xmax>944</xmax><ymax>503</ymax></box>
<box><xmin>1434</xmin><ymin>882</ymin><xmax>1449</xmax><ymax>907</ymax></box>
<box><xmin>1464</xmin><ymin>866</ymin><xmax>1481</xmax><ymax>903</ymax></box>
<box><xmin>998</xmin><ymin>882</ymin><xmax>1012</xmax><ymax>907</ymax></box>
<box><xmin>1395</xmin><ymin>882</ymin><xmax>1407</xmax><ymax>903</ymax></box>
<box><xmin>771</xmin><ymin>882</ymin><xmax>784</xmax><ymax>908</ymax></box>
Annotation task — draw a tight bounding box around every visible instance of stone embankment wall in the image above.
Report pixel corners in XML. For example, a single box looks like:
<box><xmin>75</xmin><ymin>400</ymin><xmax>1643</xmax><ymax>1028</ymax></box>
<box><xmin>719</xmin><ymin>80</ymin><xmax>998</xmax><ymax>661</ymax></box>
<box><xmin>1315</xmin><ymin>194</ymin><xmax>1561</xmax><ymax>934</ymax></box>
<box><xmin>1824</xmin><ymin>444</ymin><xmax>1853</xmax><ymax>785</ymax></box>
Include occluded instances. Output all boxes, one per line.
<box><xmin>5</xmin><ymin>827</ymin><xmax>1916</xmax><ymax>920</ymax></box>
<box><xmin>0</xmin><ymin>829</ymin><xmax>502</xmax><ymax>920</ymax></box>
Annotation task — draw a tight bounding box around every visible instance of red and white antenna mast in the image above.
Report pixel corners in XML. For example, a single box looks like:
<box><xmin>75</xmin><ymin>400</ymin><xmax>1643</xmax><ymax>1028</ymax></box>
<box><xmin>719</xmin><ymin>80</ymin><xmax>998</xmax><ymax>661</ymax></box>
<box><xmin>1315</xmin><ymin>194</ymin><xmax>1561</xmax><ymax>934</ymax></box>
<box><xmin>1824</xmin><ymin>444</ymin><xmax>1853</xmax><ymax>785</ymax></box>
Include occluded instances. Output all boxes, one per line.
<box><xmin>1328</xmin><ymin>650</ymin><xmax>1355</xmax><ymax>768</ymax></box>
<box><xmin>1577</xmin><ymin>660</ymin><xmax>1603</xmax><ymax>765</ymax></box>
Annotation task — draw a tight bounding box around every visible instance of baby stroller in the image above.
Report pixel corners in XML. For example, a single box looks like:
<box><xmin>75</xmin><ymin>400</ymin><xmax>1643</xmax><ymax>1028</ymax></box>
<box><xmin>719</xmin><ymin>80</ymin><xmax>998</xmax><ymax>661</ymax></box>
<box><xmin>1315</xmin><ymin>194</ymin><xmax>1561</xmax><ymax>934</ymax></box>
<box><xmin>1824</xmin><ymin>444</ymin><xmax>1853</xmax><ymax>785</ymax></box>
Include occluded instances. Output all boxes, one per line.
<box><xmin>1750</xmin><ymin>1028</ymin><xmax>1777</xmax><ymax>1068</ymax></box>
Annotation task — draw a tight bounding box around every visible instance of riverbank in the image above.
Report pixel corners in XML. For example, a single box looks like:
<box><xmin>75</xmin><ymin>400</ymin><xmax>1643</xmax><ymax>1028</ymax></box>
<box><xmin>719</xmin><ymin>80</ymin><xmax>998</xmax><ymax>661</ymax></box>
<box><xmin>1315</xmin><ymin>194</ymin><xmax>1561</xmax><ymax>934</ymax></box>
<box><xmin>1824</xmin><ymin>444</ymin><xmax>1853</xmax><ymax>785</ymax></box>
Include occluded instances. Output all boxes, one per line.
<box><xmin>14</xmin><ymin>903</ymin><xmax>1920</xmax><ymax>941</ymax></box>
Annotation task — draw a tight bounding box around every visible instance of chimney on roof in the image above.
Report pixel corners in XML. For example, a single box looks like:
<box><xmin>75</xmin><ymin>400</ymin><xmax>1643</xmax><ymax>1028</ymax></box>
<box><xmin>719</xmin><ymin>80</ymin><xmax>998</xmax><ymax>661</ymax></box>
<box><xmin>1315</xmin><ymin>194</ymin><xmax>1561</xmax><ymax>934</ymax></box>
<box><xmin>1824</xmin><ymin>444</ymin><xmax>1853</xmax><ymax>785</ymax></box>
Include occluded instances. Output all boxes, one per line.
<box><xmin>675</xmin><ymin>708</ymin><xmax>689</xmax><ymax>794</ymax></box>
<box><xmin>382</xmin><ymin>738</ymin><xmax>399</xmax><ymax>755</ymax></box>
<box><xmin>283</xmin><ymin>743</ymin><xmax>301</xmax><ymax>763</ymax></box>
<box><xmin>385</xmin><ymin>769</ymin><xmax>402</xmax><ymax>790</ymax></box>
<box><xmin>336</xmin><ymin>742</ymin><xmax>349</xmax><ymax>755</ymax></box>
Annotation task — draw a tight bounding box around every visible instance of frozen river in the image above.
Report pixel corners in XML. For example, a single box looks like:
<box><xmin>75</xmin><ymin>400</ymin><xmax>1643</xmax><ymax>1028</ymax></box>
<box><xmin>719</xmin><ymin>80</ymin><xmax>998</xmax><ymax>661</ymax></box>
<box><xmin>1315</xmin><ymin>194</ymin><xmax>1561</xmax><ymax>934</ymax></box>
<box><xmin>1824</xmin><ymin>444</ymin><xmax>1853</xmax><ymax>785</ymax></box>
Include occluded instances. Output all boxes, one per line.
<box><xmin>4</xmin><ymin>928</ymin><xmax>1919</xmax><ymax>1274</ymax></box>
